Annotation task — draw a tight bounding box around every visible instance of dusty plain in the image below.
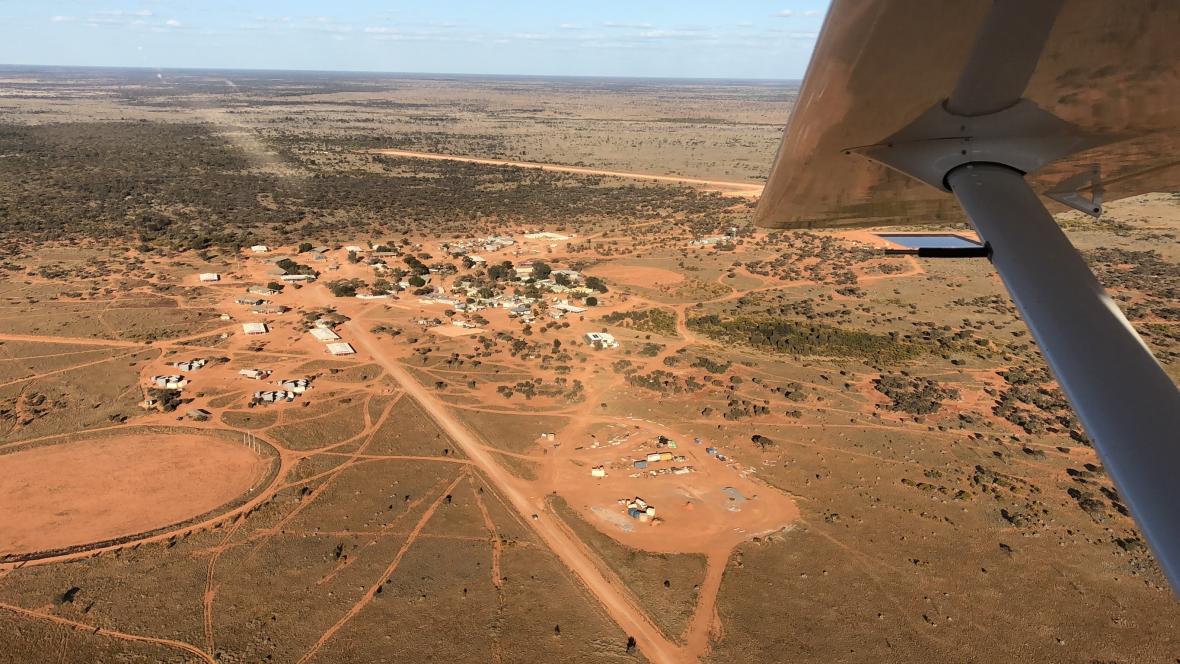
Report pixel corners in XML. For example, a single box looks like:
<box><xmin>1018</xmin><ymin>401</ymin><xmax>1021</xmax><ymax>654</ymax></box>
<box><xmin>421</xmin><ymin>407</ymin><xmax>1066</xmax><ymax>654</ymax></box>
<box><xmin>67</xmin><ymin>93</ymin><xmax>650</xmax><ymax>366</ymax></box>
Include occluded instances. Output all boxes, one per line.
<box><xmin>0</xmin><ymin>66</ymin><xmax>1178</xmax><ymax>664</ymax></box>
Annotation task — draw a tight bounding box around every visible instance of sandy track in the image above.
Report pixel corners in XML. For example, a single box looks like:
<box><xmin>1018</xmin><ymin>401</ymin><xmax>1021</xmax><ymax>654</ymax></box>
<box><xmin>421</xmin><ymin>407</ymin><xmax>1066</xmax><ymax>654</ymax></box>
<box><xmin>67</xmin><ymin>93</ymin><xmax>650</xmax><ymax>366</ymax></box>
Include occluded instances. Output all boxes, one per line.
<box><xmin>0</xmin><ymin>333</ymin><xmax>145</xmax><ymax>348</ymax></box>
<box><xmin>333</xmin><ymin>299</ymin><xmax>687</xmax><ymax>664</ymax></box>
<box><xmin>0</xmin><ymin>601</ymin><xmax>215</xmax><ymax>664</ymax></box>
<box><xmin>368</xmin><ymin>148</ymin><xmax>764</xmax><ymax>198</ymax></box>
<box><xmin>296</xmin><ymin>471</ymin><xmax>468</xmax><ymax>664</ymax></box>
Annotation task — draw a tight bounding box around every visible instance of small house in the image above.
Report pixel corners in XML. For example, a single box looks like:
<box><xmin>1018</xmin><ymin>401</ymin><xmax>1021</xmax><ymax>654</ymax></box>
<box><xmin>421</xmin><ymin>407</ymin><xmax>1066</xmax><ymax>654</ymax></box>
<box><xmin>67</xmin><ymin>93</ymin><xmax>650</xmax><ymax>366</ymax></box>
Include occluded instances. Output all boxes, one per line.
<box><xmin>239</xmin><ymin>368</ymin><xmax>270</xmax><ymax>380</ymax></box>
<box><xmin>279</xmin><ymin>378</ymin><xmax>310</xmax><ymax>394</ymax></box>
<box><xmin>584</xmin><ymin>332</ymin><xmax>619</xmax><ymax>349</ymax></box>
<box><xmin>172</xmin><ymin>358</ymin><xmax>207</xmax><ymax>372</ymax></box>
<box><xmin>199</xmin><ymin>273</ymin><xmax>220</xmax><ymax>283</ymax></box>
<box><xmin>591</xmin><ymin>466</ymin><xmax>606</xmax><ymax>478</ymax></box>
<box><xmin>250</xmin><ymin>245</ymin><xmax>269</xmax><ymax>253</ymax></box>
<box><xmin>242</xmin><ymin>322</ymin><xmax>269</xmax><ymax>335</ymax></box>
<box><xmin>152</xmin><ymin>375</ymin><xmax>187</xmax><ymax>390</ymax></box>
<box><xmin>310</xmin><ymin>328</ymin><xmax>340</xmax><ymax>342</ymax></box>
<box><xmin>554</xmin><ymin>301</ymin><xmax>586</xmax><ymax>314</ymax></box>
<box><xmin>326</xmin><ymin>342</ymin><xmax>356</xmax><ymax>356</ymax></box>
<box><xmin>254</xmin><ymin>390</ymin><xmax>295</xmax><ymax>404</ymax></box>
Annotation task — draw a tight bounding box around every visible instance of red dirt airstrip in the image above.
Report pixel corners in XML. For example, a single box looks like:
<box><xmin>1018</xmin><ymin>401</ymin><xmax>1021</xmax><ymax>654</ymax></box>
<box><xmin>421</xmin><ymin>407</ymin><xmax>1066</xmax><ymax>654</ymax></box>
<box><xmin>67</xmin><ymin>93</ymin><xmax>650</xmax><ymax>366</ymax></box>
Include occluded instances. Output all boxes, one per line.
<box><xmin>0</xmin><ymin>434</ymin><xmax>266</xmax><ymax>555</ymax></box>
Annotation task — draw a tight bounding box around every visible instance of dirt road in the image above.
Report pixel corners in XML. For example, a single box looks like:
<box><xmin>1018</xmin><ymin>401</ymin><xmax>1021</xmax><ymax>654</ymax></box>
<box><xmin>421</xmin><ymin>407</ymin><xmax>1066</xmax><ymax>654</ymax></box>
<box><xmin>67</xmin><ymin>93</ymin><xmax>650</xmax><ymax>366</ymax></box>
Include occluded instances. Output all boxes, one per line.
<box><xmin>368</xmin><ymin>148</ymin><xmax>764</xmax><ymax>198</ymax></box>
<box><xmin>337</xmin><ymin>304</ymin><xmax>688</xmax><ymax>664</ymax></box>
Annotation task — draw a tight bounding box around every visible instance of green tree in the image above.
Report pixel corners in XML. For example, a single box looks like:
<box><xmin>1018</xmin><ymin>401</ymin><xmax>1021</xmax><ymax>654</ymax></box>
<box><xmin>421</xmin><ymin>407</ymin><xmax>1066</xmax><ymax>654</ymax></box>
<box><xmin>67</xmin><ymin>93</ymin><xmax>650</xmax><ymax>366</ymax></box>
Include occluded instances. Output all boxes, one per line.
<box><xmin>585</xmin><ymin>276</ymin><xmax>609</xmax><ymax>293</ymax></box>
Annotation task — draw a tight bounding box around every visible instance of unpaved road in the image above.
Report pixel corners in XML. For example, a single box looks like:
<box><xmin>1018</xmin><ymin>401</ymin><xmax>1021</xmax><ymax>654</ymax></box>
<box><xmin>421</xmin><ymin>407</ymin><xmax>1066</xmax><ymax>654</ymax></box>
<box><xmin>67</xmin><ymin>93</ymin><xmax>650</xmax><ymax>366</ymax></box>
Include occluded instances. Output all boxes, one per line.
<box><xmin>331</xmin><ymin>296</ymin><xmax>688</xmax><ymax>664</ymax></box>
<box><xmin>368</xmin><ymin>148</ymin><xmax>764</xmax><ymax>198</ymax></box>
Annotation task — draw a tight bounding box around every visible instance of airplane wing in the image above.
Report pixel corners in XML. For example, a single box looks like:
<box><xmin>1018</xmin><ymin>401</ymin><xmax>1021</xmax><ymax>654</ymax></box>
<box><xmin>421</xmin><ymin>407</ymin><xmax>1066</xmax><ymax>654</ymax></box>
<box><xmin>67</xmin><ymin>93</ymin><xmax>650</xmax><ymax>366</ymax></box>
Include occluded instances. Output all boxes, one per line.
<box><xmin>756</xmin><ymin>0</ymin><xmax>1180</xmax><ymax>229</ymax></box>
<box><xmin>755</xmin><ymin>0</ymin><xmax>1180</xmax><ymax>593</ymax></box>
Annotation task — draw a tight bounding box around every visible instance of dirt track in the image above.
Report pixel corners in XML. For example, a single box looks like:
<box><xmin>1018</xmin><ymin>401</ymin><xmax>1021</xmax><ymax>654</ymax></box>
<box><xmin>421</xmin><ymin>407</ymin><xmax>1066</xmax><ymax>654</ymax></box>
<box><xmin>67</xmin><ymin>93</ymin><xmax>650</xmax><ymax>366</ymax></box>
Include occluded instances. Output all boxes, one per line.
<box><xmin>327</xmin><ymin>293</ymin><xmax>688</xmax><ymax>664</ymax></box>
<box><xmin>367</xmin><ymin>148</ymin><xmax>765</xmax><ymax>198</ymax></box>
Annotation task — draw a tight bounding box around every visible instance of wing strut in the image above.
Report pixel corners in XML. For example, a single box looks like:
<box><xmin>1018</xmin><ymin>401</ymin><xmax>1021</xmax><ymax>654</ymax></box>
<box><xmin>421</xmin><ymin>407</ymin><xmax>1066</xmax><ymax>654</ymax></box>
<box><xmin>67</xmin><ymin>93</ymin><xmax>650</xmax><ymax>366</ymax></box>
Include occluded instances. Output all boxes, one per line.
<box><xmin>948</xmin><ymin>163</ymin><xmax>1180</xmax><ymax>591</ymax></box>
<box><xmin>850</xmin><ymin>0</ymin><xmax>1180</xmax><ymax>592</ymax></box>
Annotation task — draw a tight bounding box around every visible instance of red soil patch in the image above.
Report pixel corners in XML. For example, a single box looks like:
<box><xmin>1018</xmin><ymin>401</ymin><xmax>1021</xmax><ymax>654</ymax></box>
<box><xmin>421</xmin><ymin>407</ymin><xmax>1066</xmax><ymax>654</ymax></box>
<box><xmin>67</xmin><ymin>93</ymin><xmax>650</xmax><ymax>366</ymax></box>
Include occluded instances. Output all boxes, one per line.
<box><xmin>0</xmin><ymin>434</ymin><xmax>266</xmax><ymax>555</ymax></box>
<box><xmin>588</xmin><ymin>264</ymin><xmax>685</xmax><ymax>288</ymax></box>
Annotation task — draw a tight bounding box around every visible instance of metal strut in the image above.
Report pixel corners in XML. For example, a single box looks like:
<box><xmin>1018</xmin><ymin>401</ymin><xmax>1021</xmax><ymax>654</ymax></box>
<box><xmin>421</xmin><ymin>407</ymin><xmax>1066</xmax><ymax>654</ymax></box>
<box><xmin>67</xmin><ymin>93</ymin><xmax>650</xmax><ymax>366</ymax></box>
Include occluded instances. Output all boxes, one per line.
<box><xmin>948</xmin><ymin>163</ymin><xmax>1180</xmax><ymax>590</ymax></box>
<box><xmin>852</xmin><ymin>0</ymin><xmax>1180</xmax><ymax>593</ymax></box>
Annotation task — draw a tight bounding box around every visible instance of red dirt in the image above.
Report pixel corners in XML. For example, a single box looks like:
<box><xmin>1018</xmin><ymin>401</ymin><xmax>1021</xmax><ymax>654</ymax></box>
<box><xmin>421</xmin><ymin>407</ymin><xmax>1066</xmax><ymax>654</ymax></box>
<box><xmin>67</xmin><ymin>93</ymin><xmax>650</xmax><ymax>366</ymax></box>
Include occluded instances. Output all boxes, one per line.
<box><xmin>366</xmin><ymin>148</ymin><xmax>764</xmax><ymax>198</ymax></box>
<box><xmin>0</xmin><ymin>434</ymin><xmax>266</xmax><ymax>555</ymax></box>
<box><xmin>586</xmin><ymin>264</ymin><xmax>685</xmax><ymax>288</ymax></box>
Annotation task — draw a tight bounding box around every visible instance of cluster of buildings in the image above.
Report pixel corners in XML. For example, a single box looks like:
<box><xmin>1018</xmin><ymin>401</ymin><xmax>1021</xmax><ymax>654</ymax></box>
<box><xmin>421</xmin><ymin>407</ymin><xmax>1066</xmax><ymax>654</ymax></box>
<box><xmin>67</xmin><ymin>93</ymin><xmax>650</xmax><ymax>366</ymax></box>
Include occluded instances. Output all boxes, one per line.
<box><xmin>250</xmin><ymin>376</ymin><xmax>313</xmax><ymax>405</ymax></box>
<box><xmin>628</xmin><ymin>436</ymin><xmax>695</xmax><ymax>477</ymax></box>
<box><xmin>171</xmin><ymin>358</ymin><xmax>207</xmax><ymax>372</ymax></box>
<box><xmin>689</xmin><ymin>227</ymin><xmax>739</xmax><ymax>247</ymax></box>
<box><xmin>249</xmin><ymin>378</ymin><xmax>314</xmax><ymax>405</ymax></box>
<box><xmin>619</xmin><ymin>496</ymin><xmax>658</xmax><ymax>523</ymax></box>
<box><xmin>443</xmin><ymin>235</ymin><xmax>516</xmax><ymax>255</ymax></box>
<box><xmin>254</xmin><ymin>390</ymin><xmax>297</xmax><ymax>404</ymax></box>
<box><xmin>150</xmin><ymin>375</ymin><xmax>187</xmax><ymax>390</ymax></box>
<box><xmin>308</xmin><ymin>318</ymin><xmax>356</xmax><ymax>356</ymax></box>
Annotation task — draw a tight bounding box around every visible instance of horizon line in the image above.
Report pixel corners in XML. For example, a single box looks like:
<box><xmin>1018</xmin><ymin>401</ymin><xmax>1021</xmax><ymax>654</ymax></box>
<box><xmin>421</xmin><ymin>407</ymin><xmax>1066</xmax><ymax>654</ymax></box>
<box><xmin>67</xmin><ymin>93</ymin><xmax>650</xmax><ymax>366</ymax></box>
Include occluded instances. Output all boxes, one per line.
<box><xmin>0</xmin><ymin>62</ymin><xmax>802</xmax><ymax>84</ymax></box>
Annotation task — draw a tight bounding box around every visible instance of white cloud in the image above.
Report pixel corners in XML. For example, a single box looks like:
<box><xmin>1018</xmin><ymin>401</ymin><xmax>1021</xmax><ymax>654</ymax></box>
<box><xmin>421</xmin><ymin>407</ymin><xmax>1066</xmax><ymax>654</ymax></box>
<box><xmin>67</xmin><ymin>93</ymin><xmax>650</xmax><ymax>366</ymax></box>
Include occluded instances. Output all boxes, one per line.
<box><xmin>49</xmin><ymin>15</ymin><xmax>75</xmax><ymax>23</ymax></box>
<box><xmin>601</xmin><ymin>21</ymin><xmax>653</xmax><ymax>29</ymax></box>
<box><xmin>96</xmin><ymin>9</ymin><xmax>154</xmax><ymax>17</ymax></box>
<box><xmin>165</xmin><ymin>19</ymin><xmax>182</xmax><ymax>28</ymax></box>
<box><xmin>558</xmin><ymin>23</ymin><xmax>581</xmax><ymax>30</ymax></box>
<box><xmin>775</xmin><ymin>10</ymin><xmax>794</xmax><ymax>17</ymax></box>
<box><xmin>803</xmin><ymin>10</ymin><xmax>821</xmax><ymax>17</ymax></box>
<box><xmin>638</xmin><ymin>29</ymin><xmax>706</xmax><ymax>40</ymax></box>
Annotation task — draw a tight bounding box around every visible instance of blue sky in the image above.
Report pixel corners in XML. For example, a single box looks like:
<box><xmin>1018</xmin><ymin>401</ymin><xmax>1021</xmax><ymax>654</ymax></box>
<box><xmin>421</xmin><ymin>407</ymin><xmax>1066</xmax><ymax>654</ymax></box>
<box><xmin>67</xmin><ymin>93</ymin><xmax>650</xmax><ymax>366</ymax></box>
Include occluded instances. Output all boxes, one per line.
<box><xmin>0</xmin><ymin>1</ymin><xmax>829</xmax><ymax>79</ymax></box>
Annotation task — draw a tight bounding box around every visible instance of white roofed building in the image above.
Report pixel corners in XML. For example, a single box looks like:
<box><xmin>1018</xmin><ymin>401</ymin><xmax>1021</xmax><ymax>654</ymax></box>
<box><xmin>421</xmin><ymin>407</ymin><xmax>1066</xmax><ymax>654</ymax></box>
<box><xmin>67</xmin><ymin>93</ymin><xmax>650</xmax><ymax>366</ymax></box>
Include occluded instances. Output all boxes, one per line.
<box><xmin>310</xmin><ymin>327</ymin><xmax>341</xmax><ymax>342</ymax></box>
<box><xmin>584</xmin><ymin>332</ymin><xmax>619</xmax><ymax>349</ymax></box>
<box><xmin>326</xmin><ymin>342</ymin><xmax>356</xmax><ymax>356</ymax></box>
<box><xmin>242</xmin><ymin>322</ymin><xmax>269</xmax><ymax>335</ymax></box>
